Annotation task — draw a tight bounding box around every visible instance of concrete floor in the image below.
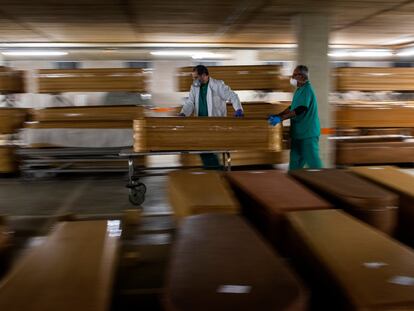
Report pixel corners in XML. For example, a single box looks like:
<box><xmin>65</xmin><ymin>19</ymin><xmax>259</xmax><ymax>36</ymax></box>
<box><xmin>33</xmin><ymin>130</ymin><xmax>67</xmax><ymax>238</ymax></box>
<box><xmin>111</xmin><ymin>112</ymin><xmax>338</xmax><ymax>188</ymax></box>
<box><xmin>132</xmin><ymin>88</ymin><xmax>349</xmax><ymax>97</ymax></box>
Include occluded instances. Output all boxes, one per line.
<box><xmin>0</xmin><ymin>173</ymin><xmax>174</xmax><ymax>311</ymax></box>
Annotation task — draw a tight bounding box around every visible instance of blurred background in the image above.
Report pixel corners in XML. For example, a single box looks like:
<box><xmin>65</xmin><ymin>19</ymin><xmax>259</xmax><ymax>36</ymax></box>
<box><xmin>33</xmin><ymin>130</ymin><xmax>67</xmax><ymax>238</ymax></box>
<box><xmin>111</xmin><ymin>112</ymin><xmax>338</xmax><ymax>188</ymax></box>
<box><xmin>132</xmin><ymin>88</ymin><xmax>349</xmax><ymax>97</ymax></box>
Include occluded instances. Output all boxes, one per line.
<box><xmin>1</xmin><ymin>1</ymin><xmax>414</xmax><ymax>310</ymax></box>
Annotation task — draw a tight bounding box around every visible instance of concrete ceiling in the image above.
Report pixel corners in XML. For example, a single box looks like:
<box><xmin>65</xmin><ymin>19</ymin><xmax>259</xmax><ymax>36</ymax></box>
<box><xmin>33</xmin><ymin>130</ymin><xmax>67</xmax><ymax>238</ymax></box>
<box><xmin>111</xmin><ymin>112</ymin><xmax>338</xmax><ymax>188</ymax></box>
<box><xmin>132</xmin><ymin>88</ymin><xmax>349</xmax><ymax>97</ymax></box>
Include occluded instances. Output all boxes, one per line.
<box><xmin>0</xmin><ymin>0</ymin><xmax>413</xmax><ymax>48</ymax></box>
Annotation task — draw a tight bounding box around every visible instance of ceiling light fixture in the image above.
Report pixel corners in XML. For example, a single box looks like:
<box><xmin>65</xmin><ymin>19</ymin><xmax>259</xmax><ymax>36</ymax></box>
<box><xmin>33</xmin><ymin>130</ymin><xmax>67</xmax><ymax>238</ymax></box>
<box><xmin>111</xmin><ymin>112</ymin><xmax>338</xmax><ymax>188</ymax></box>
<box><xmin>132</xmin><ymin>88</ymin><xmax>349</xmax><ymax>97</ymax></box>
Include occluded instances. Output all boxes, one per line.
<box><xmin>1</xmin><ymin>50</ymin><xmax>68</xmax><ymax>56</ymax></box>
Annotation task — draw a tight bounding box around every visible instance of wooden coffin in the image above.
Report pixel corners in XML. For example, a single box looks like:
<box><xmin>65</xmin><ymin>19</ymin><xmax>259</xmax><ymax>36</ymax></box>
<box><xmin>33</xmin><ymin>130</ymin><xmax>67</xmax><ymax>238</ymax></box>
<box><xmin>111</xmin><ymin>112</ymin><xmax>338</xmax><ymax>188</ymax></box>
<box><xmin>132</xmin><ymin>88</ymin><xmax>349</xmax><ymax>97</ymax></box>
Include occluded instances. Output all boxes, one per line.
<box><xmin>350</xmin><ymin>166</ymin><xmax>414</xmax><ymax>247</ymax></box>
<box><xmin>27</xmin><ymin>105</ymin><xmax>144</xmax><ymax>129</ymax></box>
<box><xmin>289</xmin><ymin>169</ymin><xmax>398</xmax><ymax>235</ymax></box>
<box><xmin>180</xmin><ymin>151</ymin><xmax>288</xmax><ymax>167</ymax></box>
<box><xmin>287</xmin><ymin>209</ymin><xmax>414</xmax><ymax>310</ymax></box>
<box><xmin>165</xmin><ymin>214</ymin><xmax>308</xmax><ymax>311</ymax></box>
<box><xmin>336</xmin><ymin>141</ymin><xmax>414</xmax><ymax>165</ymax></box>
<box><xmin>225</xmin><ymin>170</ymin><xmax>331</xmax><ymax>250</ymax></box>
<box><xmin>0</xmin><ymin>146</ymin><xmax>17</xmax><ymax>173</ymax></box>
<box><xmin>335</xmin><ymin>67</ymin><xmax>414</xmax><ymax>91</ymax></box>
<box><xmin>336</xmin><ymin>105</ymin><xmax>414</xmax><ymax>128</ymax></box>
<box><xmin>168</xmin><ymin>170</ymin><xmax>239</xmax><ymax>219</ymax></box>
<box><xmin>37</xmin><ymin>68</ymin><xmax>147</xmax><ymax>93</ymax></box>
<box><xmin>0</xmin><ymin>108</ymin><xmax>27</xmax><ymax>134</ymax></box>
<box><xmin>177</xmin><ymin>65</ymin><xmax>287</xmax><ymax>92</ymax></box>
<box><xmin>0</xmin><ymin>67</ymin><xmax>24</xmax><ymax>93</ymax></box>
<box><xmin>0</xmin><ymin>220</ymin><xmax>119</xmax><ymax>311</ymax></box>
<box><xmin>133</xmin><ymin>117</ymin><xmax>282</xmax><ymax>152</ymax></box>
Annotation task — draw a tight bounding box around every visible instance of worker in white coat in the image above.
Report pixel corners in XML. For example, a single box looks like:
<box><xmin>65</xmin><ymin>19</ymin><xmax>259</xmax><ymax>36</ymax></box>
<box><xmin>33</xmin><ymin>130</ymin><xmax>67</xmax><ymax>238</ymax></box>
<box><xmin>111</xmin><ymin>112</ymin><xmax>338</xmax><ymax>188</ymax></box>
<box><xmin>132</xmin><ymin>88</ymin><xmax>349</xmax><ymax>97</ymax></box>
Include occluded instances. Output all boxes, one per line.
<box><xmin>179</xmin><ymin>65</ymin><xmax>244</xmax><ymax>168</ymax></box>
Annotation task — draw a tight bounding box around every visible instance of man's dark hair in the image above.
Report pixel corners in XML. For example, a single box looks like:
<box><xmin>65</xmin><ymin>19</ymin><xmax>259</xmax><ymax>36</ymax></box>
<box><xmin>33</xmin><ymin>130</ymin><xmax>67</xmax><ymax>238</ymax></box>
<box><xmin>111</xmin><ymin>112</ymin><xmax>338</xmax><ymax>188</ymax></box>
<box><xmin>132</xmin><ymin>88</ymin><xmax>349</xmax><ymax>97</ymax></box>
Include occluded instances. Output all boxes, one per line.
<box><xmin>193</xmin><ymin>65</ymin><xmax>209</xmax><ymax>76</ymax></box>
<box><xmin>296</xmin><ymin>65</ymin><xmax>309</xmax><ymax>80</ymax></box>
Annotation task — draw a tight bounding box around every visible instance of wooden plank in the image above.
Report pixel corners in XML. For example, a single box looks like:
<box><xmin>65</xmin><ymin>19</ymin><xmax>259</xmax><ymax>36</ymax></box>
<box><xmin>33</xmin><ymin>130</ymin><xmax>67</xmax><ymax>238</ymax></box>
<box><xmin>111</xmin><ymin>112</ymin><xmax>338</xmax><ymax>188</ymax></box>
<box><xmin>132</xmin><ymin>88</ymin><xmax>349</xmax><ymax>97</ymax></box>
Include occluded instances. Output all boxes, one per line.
<box><xmin>287</xmin><ymin>209</ymin><xmax>414</xmax><ymax>310</ymax></box>
<box><xmin>133</xmin><ymin>117</ymin><xmax>282</xmax><ymax>152</ymax></box>
<box><xmin>289</xmin><ymin>169</ymin><xmax>398</xmax><ymax>235</ymax></box>
<box><xmin>168</xmin><ymin>170</ymin><xmax>239</xmax><ymax>219</ymax></box>
<box><xmin>350</xmin><ymin>166</ymin><xmax>414</xmax><ymax>247</ymax></box>
<box><xmin>0</xmin><ymin>68</ymin><xmax>25</xmax><ymax>93</ymax></box>
<box><xmin>0</xmin><ymin>146</ymin><xmax>17</xmax><ymax>173</ymax></box>
<box><xmin>0</xmin><ymin>220</ymin><xmax>119</xmax><ymax>311</ymax></box>
<box><xmin>165</xmin><ymin>214</ymin><xmax>308</xmax><ymax>311</ymax></box>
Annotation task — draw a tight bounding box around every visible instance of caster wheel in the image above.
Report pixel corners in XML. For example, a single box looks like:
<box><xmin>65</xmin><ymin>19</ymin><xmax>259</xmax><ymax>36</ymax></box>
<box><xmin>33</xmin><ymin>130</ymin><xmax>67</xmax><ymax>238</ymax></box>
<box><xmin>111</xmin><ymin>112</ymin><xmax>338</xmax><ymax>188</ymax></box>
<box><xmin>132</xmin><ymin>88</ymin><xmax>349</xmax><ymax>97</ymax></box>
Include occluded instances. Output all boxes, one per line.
<box><xmin>128</xmin><ymin>182</ymin><xmax>146</xmax><ymax>206</ymax></box>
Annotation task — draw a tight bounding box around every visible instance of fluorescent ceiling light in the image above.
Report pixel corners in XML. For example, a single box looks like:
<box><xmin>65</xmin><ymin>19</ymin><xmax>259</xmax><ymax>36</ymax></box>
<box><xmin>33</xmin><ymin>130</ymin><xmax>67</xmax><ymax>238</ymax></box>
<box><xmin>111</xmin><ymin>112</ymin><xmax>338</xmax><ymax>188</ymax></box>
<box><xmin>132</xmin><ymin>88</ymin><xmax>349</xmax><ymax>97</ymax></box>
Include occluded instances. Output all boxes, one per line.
<box><xmin>150</xmin><ymin>50</ymin><xmax>229</xmax><ymax>59</ymax></box>
<box><xmin>328</xmin><ymin>49</ymin><xmax>393</xmax><ymax>58</ymax></box>
<box><xmin>1</xmin><ymin>50</ymin><xmax>68</xmax><ymax>56</ymax></box>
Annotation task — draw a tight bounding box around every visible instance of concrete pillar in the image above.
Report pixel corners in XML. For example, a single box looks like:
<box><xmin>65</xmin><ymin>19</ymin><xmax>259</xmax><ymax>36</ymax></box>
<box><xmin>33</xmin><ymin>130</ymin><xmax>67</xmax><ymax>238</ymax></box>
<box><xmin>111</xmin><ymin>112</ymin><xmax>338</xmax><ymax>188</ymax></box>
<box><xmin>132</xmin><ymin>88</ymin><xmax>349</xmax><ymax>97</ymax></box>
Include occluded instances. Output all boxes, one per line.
<box><xmin>295</xmin><ymin>13</ymin><xmax>332</xmax><ymax>167</ymax></box>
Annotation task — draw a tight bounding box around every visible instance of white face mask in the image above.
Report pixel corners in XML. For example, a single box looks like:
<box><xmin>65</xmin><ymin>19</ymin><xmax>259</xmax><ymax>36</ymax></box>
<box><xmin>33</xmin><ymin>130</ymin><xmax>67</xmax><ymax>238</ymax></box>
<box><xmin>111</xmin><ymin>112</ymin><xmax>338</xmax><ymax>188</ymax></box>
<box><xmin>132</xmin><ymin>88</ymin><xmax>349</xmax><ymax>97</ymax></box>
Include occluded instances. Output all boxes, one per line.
<box><xmin>290</xmin><ymin>78</ymin><xmax>298</xmax><ymax>87</ymax></box>
<box><xmin>193</xmin><ymin>79</ymin><xmax>201</xmax><ymax>87</ymax></box>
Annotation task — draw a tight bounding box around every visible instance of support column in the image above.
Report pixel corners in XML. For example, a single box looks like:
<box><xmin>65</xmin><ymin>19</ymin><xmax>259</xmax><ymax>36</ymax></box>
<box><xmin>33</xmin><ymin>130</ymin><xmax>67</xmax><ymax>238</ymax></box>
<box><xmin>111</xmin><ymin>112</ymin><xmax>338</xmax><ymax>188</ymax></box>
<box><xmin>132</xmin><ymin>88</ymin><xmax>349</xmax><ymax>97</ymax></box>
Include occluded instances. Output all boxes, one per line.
<box><xmin>295</xmin><ymin>13</ymin><xmax>332</xmax><ymax>167</ymax></box>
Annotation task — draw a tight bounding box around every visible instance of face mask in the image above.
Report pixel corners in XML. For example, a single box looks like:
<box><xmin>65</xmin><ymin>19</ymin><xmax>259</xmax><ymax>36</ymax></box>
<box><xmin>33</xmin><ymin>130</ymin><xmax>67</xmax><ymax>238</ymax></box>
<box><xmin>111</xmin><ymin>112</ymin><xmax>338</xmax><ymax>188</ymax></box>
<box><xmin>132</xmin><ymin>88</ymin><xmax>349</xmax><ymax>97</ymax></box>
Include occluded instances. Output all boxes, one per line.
<box><xmin>193</xmin><ymin>79</ymin><xmax>201</xmax><ymax>87</ymax></box>
<box><xmin>290</xmin><ymin>78</ymin><xmax>298</xmax><ymax>87</ymax></box>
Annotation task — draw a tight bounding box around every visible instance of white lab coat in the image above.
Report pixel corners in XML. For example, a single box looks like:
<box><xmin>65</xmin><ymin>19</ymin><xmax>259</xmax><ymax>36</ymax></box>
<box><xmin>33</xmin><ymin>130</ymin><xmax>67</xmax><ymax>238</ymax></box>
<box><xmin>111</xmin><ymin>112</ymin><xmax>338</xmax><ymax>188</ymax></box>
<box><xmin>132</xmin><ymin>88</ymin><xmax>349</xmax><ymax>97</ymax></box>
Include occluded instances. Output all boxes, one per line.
<box><xmin>180</xmin><ymin>77</ymin><xmax>243</xmax><ymax>117</ymax></box>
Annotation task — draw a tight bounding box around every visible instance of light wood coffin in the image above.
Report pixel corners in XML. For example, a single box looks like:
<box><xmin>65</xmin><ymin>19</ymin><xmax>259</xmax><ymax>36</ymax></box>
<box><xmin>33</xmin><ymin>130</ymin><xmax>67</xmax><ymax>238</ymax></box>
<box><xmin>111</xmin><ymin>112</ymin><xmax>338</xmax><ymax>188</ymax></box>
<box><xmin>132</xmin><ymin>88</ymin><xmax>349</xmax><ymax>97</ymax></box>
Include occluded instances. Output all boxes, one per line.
<box><xmin>350</xmin><ymin>166</ymin><xmax>414</xmax><ymax>247</ymax></box>
<box><xmin>133</xmin><ymin>117</ymin><xmax>282</xmax><ymax>152</ymax></box>
<box><xmin>336</xmin><ymin>104</ymin><xmax>414</xmax><ymax>128</ymax></box>
<box><xmin>287</xmin><ymin>209</ymin><xmax>414</xmax><ymax>310</ymax></box>
<box><xmin>27</xmin><ymin>105</ymin><xmax>144</xmax><ymax>129</ymax></box>
<box><xmin>0</xmin><ymin>108</ymin><xmax>27</xmax><ymax>134</ymax></box>
<box><xmin>0</xmin><ymin>67</ymin><xmax>24</xmax><ymax>93</ymax></box>
<box><xmin>168</xmin><ymin>170</ymin><xmax>239</xmax><ymax>219</ymax></box>
<box><xmin>37</xmin><ymin>68</ymin><xmax>147</xmax><ymax>93</ymax></box>
<box><xmin>335</xmin><ymin>67</ymin><xmax>414</xmax><ymax>91</ymax></box>
<box><xmin>0</xmin><ymin>146</ymin><xmax>17</xmax><ymax>173</ymax></box>
<box><xmin>177</xmin><ymin>65</ymin><xmax>289</xmax><ymax>91</ymax></box>
<box><xmin>336</xmin><ymin>141</ymin><xmax>414</xmax><ymax>165</ymax></box>
<box><xmin>0</xmin><ymin>220</ymin><xmax>119</xmax><ymax>311</ymax></box>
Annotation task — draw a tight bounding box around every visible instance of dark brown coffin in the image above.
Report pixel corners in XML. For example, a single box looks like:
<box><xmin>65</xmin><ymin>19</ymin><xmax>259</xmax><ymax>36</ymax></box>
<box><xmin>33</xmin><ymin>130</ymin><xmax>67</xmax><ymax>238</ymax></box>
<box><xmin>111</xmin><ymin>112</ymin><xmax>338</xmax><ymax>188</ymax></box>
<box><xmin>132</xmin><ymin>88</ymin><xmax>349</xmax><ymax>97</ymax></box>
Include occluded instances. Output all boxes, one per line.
<box><xmin>165</xmin><ymin>214</ymin><xmax>308</xmax><ymax>311</ymax></box>
<box><xmin>225</xmin><ymin>170</ymin><xmax>331</xmax><ymax>250</ymax></box>
<box><xmin>287</xmin><ymin>209</ymin><xmax>414</xmax><ymax>310</ymax></box>
<box><xmin>289</xmin><ymin>169</ymin><xmax>398</xmax><ymax>235</ymax></box>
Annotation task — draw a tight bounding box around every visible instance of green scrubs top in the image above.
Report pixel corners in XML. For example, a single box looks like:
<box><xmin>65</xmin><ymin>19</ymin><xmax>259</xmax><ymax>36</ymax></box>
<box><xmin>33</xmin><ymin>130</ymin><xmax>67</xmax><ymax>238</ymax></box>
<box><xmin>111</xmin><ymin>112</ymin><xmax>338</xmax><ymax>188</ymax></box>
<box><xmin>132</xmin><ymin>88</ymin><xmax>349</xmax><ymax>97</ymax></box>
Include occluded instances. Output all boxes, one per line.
<box><xmin>198</xmin><ymin>81</ymin><xmax>209</xmax><ymax>117</ymax></box>
<box><xmin>290</xmin><ymin>81</ymin><xmax>320</xmax><ymax>139</ymax></box>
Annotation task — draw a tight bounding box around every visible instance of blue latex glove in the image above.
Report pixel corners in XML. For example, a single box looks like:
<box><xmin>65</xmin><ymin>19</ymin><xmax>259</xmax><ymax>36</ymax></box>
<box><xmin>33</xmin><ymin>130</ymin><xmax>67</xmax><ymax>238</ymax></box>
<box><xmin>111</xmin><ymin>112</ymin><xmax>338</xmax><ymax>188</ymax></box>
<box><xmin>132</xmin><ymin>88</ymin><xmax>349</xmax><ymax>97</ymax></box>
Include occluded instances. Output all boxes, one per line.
<box><xmin>268</xmin><ymin>115</ymin><xmax>281</xmax><ymax>126</ymax></box>
<box><xmin>234</xmin><ymin>109</ymin><xmax>244</xmax><ymax>118</ymax></box>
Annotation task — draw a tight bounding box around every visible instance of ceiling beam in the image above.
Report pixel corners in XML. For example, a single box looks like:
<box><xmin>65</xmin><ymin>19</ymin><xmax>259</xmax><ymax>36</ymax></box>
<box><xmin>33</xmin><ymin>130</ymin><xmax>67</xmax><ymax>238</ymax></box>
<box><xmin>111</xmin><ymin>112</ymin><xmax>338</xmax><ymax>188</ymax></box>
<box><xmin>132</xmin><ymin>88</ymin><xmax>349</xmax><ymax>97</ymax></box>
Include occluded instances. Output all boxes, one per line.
<box><xmin>118</xmin><ymin>0</ymin><xmax>144</xmax><ymax>40</ymax></box>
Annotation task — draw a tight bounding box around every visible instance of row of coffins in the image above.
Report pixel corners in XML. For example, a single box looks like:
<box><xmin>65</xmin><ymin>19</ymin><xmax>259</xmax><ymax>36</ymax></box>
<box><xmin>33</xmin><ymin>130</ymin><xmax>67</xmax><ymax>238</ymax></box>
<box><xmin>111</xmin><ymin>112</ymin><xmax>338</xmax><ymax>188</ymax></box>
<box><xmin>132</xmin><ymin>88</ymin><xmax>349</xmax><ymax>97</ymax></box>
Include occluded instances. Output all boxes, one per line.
<box><xmin>165</xmin><ymin>167</ymin><xmax>414</xmax><ymax>310</ymax></box>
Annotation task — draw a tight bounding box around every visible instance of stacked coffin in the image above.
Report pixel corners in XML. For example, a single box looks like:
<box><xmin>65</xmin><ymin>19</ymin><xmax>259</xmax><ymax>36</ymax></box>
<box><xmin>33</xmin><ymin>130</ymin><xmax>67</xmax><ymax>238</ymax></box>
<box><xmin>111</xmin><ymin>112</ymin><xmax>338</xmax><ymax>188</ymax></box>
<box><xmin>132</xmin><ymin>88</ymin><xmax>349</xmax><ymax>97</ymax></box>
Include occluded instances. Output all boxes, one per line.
<box><xmin>37</xmin><ymin>68</ymin><xmax>147</xmax><ymax>93</ymax></box>
<box><xmin>177</xmin><ymin>65</ymin><xmax>291</xmax><ymax>92</ymax></box>
<box><xmin>0</xmin><ymin>67</ymin><xmax>25</xmax><ymax>93</ymax></box>
<box><xmin>0</xmin><ymin>108</ymin><xmax>27</xmax><ymax>173</ymax></box>
<box><xmin>334</xmin><ymin>102</ymin><xmax>414</xmax><ymax>165</ymax></box>
<box><xmin>335</xmin><ymin>67</ymin><xmax>414</xmax><ymax>91</ymax></box>
<box><xmin>133</xmin><ymin>117</ymin><xmax>282</xmax><ymax>152</ymax></box>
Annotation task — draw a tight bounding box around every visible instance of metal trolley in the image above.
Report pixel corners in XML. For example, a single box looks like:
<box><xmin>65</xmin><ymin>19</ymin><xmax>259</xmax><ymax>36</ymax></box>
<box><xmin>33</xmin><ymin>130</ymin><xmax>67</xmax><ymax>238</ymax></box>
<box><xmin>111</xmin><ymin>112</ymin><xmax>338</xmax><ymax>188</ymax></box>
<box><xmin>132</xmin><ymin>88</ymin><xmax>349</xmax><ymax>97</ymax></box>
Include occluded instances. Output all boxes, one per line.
<box><xmin>119</xmin><ymin>149</ymin><xmax>232</xmax><ymax>206</ymax></box>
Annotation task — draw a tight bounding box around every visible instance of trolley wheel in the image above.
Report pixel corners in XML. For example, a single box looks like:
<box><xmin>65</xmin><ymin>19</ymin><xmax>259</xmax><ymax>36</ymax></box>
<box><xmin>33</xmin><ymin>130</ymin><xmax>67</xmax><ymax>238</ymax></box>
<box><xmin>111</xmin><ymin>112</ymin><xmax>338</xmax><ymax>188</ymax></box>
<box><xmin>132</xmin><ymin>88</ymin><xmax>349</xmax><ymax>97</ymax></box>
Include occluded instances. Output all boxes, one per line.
<box><xmin>129</xmin><ymin>182</ymin><xmax>147</xmax><ymax>206</ymax></box>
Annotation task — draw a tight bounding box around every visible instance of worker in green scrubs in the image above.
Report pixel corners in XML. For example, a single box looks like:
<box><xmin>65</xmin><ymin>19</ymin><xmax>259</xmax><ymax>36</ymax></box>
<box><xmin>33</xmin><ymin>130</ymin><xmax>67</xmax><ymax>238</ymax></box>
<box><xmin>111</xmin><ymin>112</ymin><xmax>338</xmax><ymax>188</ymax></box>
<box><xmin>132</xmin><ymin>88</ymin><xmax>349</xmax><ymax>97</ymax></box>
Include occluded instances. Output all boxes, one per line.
<box><xmin>268</xmin><ymin>65</ymin><xmax>322</xmax><ymax>170</ymax></box>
